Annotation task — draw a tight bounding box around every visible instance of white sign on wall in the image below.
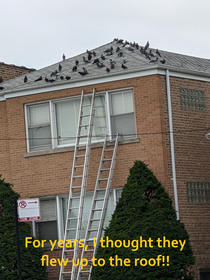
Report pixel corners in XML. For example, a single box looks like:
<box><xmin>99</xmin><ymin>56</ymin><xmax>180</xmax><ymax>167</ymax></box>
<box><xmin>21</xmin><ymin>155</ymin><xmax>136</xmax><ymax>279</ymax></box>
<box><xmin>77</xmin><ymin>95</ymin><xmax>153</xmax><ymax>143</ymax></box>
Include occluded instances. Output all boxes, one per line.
<box><xmin>17</xmin><ymin>198</ymin><xmax>40</xmax><ymax>222</ymax></box>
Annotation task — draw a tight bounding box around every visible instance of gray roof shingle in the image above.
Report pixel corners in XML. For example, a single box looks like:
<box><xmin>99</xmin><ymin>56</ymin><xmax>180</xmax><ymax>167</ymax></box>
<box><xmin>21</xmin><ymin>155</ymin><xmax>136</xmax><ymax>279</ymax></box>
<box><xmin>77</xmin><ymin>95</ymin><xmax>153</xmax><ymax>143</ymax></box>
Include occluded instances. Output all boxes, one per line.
<box><xmin>1</xmin><ymin>39</ymin><xmax>210</xmax><ymax>94</ymax></box>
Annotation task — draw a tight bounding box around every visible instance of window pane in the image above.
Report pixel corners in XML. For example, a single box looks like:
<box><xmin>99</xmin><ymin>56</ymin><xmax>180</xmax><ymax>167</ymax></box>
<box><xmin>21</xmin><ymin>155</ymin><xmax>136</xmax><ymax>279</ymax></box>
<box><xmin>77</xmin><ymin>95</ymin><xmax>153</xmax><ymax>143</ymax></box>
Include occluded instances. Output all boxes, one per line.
<box><xmin>29</xmin><ymin>125</ymin><xmax>51</xmax><ymax>150</ymax></box>
<box><xmin>62</xmin><ymin>191</ymin><xmax>115</xmax><ymax>239</ymax></box>
<box><xmin>29</xmin><ymin>104</ymin><xmax>50</xmax><ymax>125</ymax></box>
<box><xmin>111</xmin><ymin>91</ymin><xmax>133</xmax><ymax>115</ymax></box>
<box><xmin>55</xmin><ymin>95</ymin><xmax>106</xmax><ymax>146</ymax></box>
<box><xmin>36</xmin><ymin>221</ymin><xmax>58</xmax><ymax>243</ymax></box>
<box><xmin>111</xmin><ymin>113</ymin><xmax>135</xmax><ymax>136</ymax></box>
<box><xmin>40</xmin><ymin>199</ymin><xmax>57</xmax><ymax>221</ymax></box>
<box><xmin>55</xmin><ymin>99</ymin><xmax>80</xmax><ymax>145</ymax></box>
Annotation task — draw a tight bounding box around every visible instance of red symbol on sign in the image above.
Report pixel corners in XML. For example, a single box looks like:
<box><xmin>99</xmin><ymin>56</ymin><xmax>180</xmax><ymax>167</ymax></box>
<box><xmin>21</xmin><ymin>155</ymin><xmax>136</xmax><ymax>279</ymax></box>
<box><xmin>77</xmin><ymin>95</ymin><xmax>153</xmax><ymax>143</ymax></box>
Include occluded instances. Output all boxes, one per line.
<box><xmin>19</xmin><ymin>200</ymin><xmax>27</xmax><ymax>208</ymax></box>
<box><xmin>28</xmin><ymin>201</ymin><xmax>38</xmax><ymax>204</ymax></box>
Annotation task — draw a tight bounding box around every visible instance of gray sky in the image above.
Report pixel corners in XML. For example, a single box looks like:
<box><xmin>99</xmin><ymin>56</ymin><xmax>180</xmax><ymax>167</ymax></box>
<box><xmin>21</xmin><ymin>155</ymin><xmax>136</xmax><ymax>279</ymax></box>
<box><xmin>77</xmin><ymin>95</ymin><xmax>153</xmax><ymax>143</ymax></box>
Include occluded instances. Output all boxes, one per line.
<box><xmin>1</xmin><ymin>0</ymin><xmax>210</xmax><ymax>70</ymax></box>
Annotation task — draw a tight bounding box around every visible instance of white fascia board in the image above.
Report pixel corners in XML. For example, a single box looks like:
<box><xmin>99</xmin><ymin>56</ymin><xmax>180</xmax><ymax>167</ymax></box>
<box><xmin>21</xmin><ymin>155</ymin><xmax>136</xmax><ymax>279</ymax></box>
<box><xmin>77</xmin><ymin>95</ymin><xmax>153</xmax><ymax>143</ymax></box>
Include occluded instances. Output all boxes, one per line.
<box><xmin>168</xmin><ymin>70</ymin><xmax>210</xmax><ymax>82</ymax></box>
<box><xmin>1</xmin><ymin>68</ymin><xmax>163</xmax><ymax>100</ymax></box>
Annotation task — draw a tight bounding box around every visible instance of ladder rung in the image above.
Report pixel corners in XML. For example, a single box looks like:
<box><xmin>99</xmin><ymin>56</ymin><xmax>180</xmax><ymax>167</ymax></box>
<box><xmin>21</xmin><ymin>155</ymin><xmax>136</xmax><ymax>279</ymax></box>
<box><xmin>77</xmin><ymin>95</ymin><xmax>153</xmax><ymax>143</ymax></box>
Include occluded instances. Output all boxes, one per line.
<box><xmin>102</xmin><ymin>158</ymin><xmax>112</xmax><ymax>161</ymax></box>
<box><xmin>82</xmin><ymin>104</ymin><xmax>91</xmax><ymax>107</ymax></box>
<box><xmin>71</xmin><ymin>186</ymin><xmax>82</xmax><ymax>189</ymax></box>
<box><xmin>67</xmin><ymin>227</ymin><xmax>77</xmax><ymax>231</ymax></box>
<box><xmin>73</xmin><ymin>175</ymin><xmax>83</xmax><ymax>178</ymax></box>
<box><xmin>94</xmin><ymin>198</ymin><xmax>104</xmax><ymax>201</ymax></box>
<box><xmin>75</xmin><ymin>165</ymin><xmax>84</xmax><ymax>168</ymax></box>
<box><xmin>101</xmin><ymin>168</ymin><xmax>110</xmax><ymax>171</ymax></box>
<box><xmin>104</xmin><ymin>149</ymin><xmax>114</xmax><ymax>151</ymax></box>
<box><xmin>78</xmin><ymin>135</ymin><xmax>88</xmax><ymax>138</ymax></box>
<box><xmin>70</xmin><ymin>207</ymin><xmax>79</xmax><ymax>210</ymax></box>
<box><xmin>99</xmin><ymin>178</ymin><xmax>108</xmax><ymax>181</ymax></box>
<box><xmin>93</xmin><ymin>208</ymin><xmax>102</xmax><ymax>211</ymax></box>
<box><xmin>80</xmin><ymin>270</ymin><xmax>91</xmax><ymax>274</ymax></box>
<box><xmin>81</xmin><ymin>114</ymin><xmax>90</xmax><ymax>117</ymax></box>
<box><xmin>79</xmin><ymin>125</ymin><xmax>89</xmax><ymax>128</ymax></box>
<box><xmin>88</xmin><ymin>229</ymin><xmax>98</xmax><ymax>232</ymax></box>
<box><xmin>76</xmin><ymin>155</ymin><xmax>85</xmax><ymax>158</ymax></box>
<box><xmin>64</xmin><ymin>249</ymin><xmax>74</xmax><ymax>253</ymax></box>
<box><xmin>90</xmin><ymin>218</ymin><xmax>100</xmax><ymax>221</ymax></box>
<box><xmin>62</xmin><ymin>271</ymin><xmax>72</xmax><ymax>274</ymax></box>
<box><xmin>68</xmin><ymin>217</ymin><xmax>78</xmax><ymax>220</ymax></box>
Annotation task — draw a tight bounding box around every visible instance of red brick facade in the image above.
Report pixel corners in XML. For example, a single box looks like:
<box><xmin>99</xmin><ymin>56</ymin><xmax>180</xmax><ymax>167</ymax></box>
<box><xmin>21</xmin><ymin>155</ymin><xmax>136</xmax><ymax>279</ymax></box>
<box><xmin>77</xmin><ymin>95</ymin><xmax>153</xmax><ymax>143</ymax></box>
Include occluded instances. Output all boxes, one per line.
<box><xmin>0</xmin><ymin>62</ymin><xmax>35</xmax><ymax>83</ymax></box>
<box><xmin>0</xmin><ymin>73</ymin><xmax>209</xmax><ymax>279</ymax></box>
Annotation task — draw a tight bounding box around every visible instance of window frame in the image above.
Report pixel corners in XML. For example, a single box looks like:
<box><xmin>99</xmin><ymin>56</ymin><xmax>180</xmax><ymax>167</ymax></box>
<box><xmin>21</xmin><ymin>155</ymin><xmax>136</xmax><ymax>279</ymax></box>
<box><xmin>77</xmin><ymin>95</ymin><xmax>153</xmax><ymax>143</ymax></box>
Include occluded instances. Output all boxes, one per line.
<box><xmin>25</xmin><ymin>87</ymin><xmax>136</xmax><ymax>152</ymax></box>
<box><xmin>33</xmin><ymin>189</ymin><xmax>122</xmax><ymax>246</ymax></box>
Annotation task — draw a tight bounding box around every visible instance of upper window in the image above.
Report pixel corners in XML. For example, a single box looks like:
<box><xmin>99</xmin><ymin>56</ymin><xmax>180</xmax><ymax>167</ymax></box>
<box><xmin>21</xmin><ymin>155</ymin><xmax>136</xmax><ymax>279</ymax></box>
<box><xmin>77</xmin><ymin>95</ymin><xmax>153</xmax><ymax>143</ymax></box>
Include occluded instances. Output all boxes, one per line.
<box><xmin>25</xmin><ymin>89</ymin><xmax>136</xmax><ymax>152</ymax></box>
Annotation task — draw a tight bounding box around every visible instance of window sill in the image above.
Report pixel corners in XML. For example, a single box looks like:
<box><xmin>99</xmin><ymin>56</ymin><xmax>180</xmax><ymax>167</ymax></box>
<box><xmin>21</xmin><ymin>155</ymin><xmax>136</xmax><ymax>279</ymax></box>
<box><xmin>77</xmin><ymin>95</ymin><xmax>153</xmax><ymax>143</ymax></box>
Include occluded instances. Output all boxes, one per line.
<box><xmin>23</xmin><ymin>137</ymin><xmax>139</xmax><ymax>158</ymax></box>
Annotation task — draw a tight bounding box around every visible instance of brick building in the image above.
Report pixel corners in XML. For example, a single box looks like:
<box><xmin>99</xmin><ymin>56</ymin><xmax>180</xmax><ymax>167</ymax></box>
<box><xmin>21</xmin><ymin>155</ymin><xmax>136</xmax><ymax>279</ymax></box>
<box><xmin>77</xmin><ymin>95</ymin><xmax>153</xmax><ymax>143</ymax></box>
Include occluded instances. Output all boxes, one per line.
<box><xmin>0</xmin><ymin>40</ymin><xmax>210</xmax><ymax>280</ymax></box>
<box><xmin>0</xmin><ymin>62</ymin><xmax>35</xmax><ymax>82</ymax></box>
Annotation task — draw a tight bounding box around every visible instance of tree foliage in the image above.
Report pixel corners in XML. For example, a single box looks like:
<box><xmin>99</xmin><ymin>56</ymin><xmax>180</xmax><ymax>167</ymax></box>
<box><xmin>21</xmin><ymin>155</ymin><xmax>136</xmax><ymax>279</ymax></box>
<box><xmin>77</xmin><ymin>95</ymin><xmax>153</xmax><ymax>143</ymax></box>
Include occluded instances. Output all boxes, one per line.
<box><xmin>91</xmin><ymin>161</ymin><xmax>195</xmax><ymax>280</ymax></box>
<box><xmin>0</xmin><ymin>176</ymin><xmax>47</xmax><ymax>280</ymax></box>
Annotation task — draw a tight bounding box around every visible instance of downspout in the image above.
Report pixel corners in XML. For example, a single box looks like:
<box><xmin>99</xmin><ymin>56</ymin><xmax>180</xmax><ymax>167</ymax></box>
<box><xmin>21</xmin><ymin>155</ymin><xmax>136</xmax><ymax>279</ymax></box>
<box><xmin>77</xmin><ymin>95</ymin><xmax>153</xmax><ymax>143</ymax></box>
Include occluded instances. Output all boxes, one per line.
<box><xmin>166</xmin><ymin>69</ymin><xmax>180</xmax><ymax>220</ymax></box>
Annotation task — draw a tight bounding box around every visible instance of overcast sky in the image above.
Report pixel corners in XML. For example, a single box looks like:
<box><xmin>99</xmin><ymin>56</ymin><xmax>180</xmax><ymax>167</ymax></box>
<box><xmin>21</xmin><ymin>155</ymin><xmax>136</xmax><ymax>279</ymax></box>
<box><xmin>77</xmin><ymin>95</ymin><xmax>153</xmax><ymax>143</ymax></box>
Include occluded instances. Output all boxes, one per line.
<box><xmin>1</xmin><ymin>0</ymin><xmax>210</xmax><ymax>70</ymax></box>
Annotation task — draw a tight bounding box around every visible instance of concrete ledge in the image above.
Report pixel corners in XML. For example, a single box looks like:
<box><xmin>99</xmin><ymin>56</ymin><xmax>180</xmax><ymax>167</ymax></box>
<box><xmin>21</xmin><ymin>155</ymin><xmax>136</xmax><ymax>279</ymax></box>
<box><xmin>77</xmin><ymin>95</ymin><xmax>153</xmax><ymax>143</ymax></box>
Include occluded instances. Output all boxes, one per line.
<box><xmin>23</xmin><ymin>137</ymin><xmax>140</xmax><ymax>158</ymax></box>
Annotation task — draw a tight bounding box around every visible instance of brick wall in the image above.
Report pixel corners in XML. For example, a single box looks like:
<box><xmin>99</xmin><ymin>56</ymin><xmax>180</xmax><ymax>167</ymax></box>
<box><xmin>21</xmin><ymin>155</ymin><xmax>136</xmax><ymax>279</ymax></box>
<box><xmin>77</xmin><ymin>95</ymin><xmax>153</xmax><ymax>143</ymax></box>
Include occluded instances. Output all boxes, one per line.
<box><xmin>0</xmin><ymin>73</ymin><xmax>209</xmax><ymax>279</ymax></box>
<box><xmin>0</xmin><ymin>62</ymin><xmax>35</xmax><ymax>83</ymax></box>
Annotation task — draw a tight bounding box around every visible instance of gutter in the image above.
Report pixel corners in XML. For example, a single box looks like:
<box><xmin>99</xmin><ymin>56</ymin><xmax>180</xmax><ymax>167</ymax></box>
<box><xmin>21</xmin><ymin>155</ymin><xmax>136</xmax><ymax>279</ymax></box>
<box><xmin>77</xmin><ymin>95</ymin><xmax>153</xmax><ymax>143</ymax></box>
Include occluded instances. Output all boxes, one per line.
<box><xmin>166</xmin><ymin>69</ymin><xmax>180</xmax><ymax>220</ymax></box>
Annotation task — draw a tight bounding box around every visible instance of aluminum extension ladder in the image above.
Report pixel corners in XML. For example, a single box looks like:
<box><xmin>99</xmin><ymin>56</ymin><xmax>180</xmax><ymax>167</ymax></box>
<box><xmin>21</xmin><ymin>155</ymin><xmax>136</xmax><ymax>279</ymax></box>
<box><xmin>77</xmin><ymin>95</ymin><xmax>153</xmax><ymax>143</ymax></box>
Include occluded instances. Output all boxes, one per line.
<box><xmin>59</xmin><ymin>89</ymin><xmax>95</xmax><ymax>280</ymax></box>
<box><xmin>77</xmin><ymin>134</ymin><xmax>119</xmax><ymax>280</ymax></box>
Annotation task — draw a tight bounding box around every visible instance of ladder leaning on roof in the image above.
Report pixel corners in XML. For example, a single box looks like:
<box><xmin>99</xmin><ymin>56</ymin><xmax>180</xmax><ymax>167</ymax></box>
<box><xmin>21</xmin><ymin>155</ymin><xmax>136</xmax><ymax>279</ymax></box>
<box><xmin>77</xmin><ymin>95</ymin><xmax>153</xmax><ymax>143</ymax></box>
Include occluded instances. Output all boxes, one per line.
<box><xmin>76</xmin><ymin>134</ymin><xmax>119</xmax><ymax>280</ymax></box>
<box><xmin>59</xmin><ymin>89</ymin><xmax>95</xmax><ymax>280</ymax></box>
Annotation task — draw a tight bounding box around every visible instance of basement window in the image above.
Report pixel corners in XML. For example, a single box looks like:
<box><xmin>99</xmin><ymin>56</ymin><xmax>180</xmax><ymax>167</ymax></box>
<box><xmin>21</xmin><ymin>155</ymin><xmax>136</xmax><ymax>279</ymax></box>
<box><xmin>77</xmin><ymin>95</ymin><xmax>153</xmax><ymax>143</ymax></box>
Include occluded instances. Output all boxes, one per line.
<box><xmin>25</xmin><ymin>88</ymin><xmax>136</xmax><ymax>152</ymax></box>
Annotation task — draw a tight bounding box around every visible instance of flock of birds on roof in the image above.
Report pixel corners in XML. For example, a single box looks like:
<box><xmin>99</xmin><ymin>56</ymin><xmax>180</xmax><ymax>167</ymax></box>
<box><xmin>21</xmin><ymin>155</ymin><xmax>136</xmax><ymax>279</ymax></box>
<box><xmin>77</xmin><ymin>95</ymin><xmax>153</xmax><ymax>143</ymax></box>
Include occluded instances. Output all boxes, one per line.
<box><xmin>0</xmin><ymin>39</ymin><xmax>166</xmax><ymax>91</ymax></box>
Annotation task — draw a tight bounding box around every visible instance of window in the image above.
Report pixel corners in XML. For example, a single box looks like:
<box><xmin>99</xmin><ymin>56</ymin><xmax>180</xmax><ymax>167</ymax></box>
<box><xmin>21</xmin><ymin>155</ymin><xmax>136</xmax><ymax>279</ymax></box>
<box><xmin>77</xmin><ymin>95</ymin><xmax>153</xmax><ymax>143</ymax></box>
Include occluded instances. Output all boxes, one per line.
<box><xmin>180</xmin><ymin>88</ymin><xmax>205</xmax><ymax>111</ymax></box>
<box><xmin>25</xmin><ymin>89</ymin><xmax>136</xmax><ymax>151</ymax></box>
<box><xmin>35</xmin><ymin>198</ymin><xmax>58</xmax><ymax>246</ymax></box>
<box><xmin>186</xmin><ymin>182</ymin><xmax>210</xmax><ymax>204</ymax></box>
<box><xmin>34</xmin><ymin>189</ymin><xmax>122</xmax><ymax>245</ymax></box>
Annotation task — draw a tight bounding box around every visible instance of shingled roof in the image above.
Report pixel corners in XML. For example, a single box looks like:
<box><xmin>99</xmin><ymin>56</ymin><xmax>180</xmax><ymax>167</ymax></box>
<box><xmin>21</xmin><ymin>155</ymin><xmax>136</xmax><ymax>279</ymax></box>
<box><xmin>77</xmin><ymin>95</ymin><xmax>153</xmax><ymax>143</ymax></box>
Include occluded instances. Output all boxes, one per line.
<box><xmin>1</xmin><ymin>39</ymin><xmax>210</xmax><ymax>95</ymax></box>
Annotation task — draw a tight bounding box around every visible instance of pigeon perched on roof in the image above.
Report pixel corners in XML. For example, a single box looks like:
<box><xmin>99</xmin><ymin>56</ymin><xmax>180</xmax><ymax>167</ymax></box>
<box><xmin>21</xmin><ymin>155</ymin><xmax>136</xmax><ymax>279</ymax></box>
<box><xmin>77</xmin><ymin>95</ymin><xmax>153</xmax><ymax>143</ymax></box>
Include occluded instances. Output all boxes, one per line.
<box><xmin>106</xmin><ymin>68</ymin><xmax>110</xmax><ymax>73</ymax></box>
<box><xmin>24</xmin><ymin>76</ymin><xmax>27</xmax><ymax>83</ymax></box>
<box><xmin>0</xmin><ymin>86</ymin><xmax>4</xmax><ymax>90</ymax></box>
<box><xmin>122</xmin><ymin>64</ymin><xmax>127</xmax><ymax>69</ymax></box>
<box><xmin>59</xmin><ymin>64</ymin><xmax>62</xmax><ymax>72</ymax></box>
<box><xmin>160</xmin><ymin>59</ymin><xmax>166</xmax><ymax>64</ymax></box>
<box><xmin>156</xmin><ymin>49</ymin><xmax>161</xmax><ymax>57</ymax></box>
<box><xmin>83</xmin><ymin>56</ymin><xmax>89</xmax><ymax>63</ymax></box>
<box><xmin>72</xmin><ymin>66</ymin><xmax>77</xmax><ymax>72</ymax></box>
<box><xmin>66</xmin><ymin>76</ymin><xmax>71</xmax><ymax>80</ymax></box>
<box><xmin>0</xmin><ymin>77</ymin><xmax>3</xmax><ymax>83</ymax></box>
<box><xmin>144</xmin><ymin>41</ymin><xmax>149</xmax><ymax>51</ymax></box>
<box><xmin>75</xmin><ymin>60</ymin><xmax>79</xmax><ymax>65</ymax></box>
<box><xmin>78</xmin><ymin>67</ymin><xmax>88</xmax><ymax>76</ymax></box>
<box><xmin>149</xmin><ymin>57</ymin><xmax>158</xmax><ymax>63</ymax></box>
<box><xmin>34</xmin><ymin>76</ymin><xmax>42</xmax><ymax>82</ymax></box>
<box><xmin>62</xmin><ymin>54</ymin><xmax>66</xmax><ymax>61</ymax></box>
<box><xmin>101</xmin><ymin>54</ymin><xmax>105</xmax><ymax>60</ymax></box>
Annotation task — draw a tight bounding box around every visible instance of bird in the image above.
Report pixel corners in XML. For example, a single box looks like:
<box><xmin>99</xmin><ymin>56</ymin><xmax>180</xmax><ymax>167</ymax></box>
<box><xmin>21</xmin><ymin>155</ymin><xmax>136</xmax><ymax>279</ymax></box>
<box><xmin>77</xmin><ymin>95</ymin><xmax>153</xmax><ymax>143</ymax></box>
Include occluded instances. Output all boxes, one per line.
<box><xmin>116</xmin><ymin>47</ymin><xmax>120</xmax><ymax>53</ymax></box>
<box><xmin>149</xmin><ymin>57</ymin><xmax>158</xmax><ymax>63</ymax></box>
<box><xmin>97</xmin><ymin>62</ymin><xmax>105</xmax><ymax>68</ymax></box>
<box><xmin>51</xmin><ymin>70</ymin><xmax>58</xmax><ymax>77</ymax></box>
<box><xmin>34</xmin><ymin>76</ymin><xmax>42</xmax><ymax>82</ymax></box>
<box><xmin>106</xmin><ymin>67</ymin><xmax>110</xmax><ymax>73</ymax></box>
<box><xmin>88</xmin><ymin>53</ymin><xmax>92</xmax><ymax>60</ymax></box>
<box><xmin>45</xmin><ymin>77</ymin><xmax>49</xmax><ymax>82</ymax></box>
<box><xmin>118</xmin><ymin>52</ymin><xmax>123</xmax><ymax>57</ymax></box>
<box><xmin>86</xmin><ymin>49</ymin><xmax>92</xmax><ymax>55</ymax></box>
<box><xmin>75</xmin><ymin>60</ymin><xmax>79</xmax><ymax>65</ymax></box>
<box><xmin>49</xmin><ymin>79</ymin><xmax>55</xmax><ymax>83</ymax></box>
<box><xmin>160</xmin><ymin>59</ymin><xmax>166</xmax><ymax>64</ymax></box>
<box><xmin>0</xmin><ymin>86</ymin><xmax>4</xmax><ymax>90</ymax></box>
<box><xmin>62</xmin><ymin>54</ymin><xmax>66</xmax><ymax>61</ymax></box>
<box><xmin>149</xmin><ymin>50</ymin><xmax>155</xmax><ymax>57</ymax></box>
<box><xmin>122</xmin><ymin>64</ymin><xmax>127</xmax><ymax>69</ymax></box>
<box><xmin>156</xmin><ymin>49</ymin><xmax>161</xmax><ymax>57</ymax></box>
<box><xmin>72</xmin><ymin>66</ymin><xmax>77</xmax><ymax>72</ymax></box>
<box><xmin>106</xmin><ymin>51</ymin><xmax>113</xmax><ymax>56</ymax></box>
<box><xmin>144</xmin><ymin>41</ymin><xmax>149</xmax><ymax>51</ymax></box>
<box><xmin>59</xmin><ymin>64</ymin><xmax>62</xmax><ymax>72</ymax></box>
<box><xmin>93</xmin><ymin>51</ymin><xmax>96</xmax><ymax>57</ymax></box>
<box><xmin>60</xmin><ymin>76</ymin><xmax>64</xmax><ymax>80</ymax></box>
<box><xmin>66</xmin><ymin>76</ymin><xmax>71</xmax><ymax>80</ymax></box>
<box><xmin>78</xmin><ymin>69</ymin><xmax>89</xmax><ymax>76</ymax></box>
<box><xmin>93</xmin><ymin>58</ymin><xmax>100</xmax><ymax>64</ymax></box>
<box><xmin>101</xmin><ymin>54</ymin><xmax>105</xmax><ymax>60</ymax></box>
<box><xmin>104</xmin><ymin>47</ymin><xmax>113</xmax><ymax>53</ymax></box>
<box><xmin>135</xmin><ymin>43</ymin><xmax>139</xmax><ymax>50</ymax></box>
<box><xmin>116</xmin><ymin>39</ymin><xmax>123</xmax><ymax>44</ymax></box>
<box><xmin>24</xmin><ymin>76</ymin><xmax>27</xmax><ymax>83</ymax></box>
<box><xmin>0</xmin><ymin>77</ymin><xmax>3</xmax><ymax>83</ymax></box>
<box><xmin>83</xmin><ymin>56</ymin><xmax>89</xmax><ymax>63</ymax></box>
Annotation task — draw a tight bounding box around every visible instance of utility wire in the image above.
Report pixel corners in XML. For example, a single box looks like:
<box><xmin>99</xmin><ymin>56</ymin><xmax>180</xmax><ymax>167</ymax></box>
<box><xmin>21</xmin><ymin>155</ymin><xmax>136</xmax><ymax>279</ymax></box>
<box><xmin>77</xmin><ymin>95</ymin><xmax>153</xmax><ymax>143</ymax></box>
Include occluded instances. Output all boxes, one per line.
<box><xmin>0</xmin><ymin>127</ymin><xmax>209</xmax><ymax>141</ymax></box>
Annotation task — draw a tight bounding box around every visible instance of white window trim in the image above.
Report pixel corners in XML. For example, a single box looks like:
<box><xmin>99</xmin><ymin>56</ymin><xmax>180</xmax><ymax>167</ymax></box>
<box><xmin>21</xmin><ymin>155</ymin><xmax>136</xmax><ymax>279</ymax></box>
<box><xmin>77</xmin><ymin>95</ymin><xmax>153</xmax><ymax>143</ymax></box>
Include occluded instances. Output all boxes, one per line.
<box><xmin>25</xmin><ymin>87</ymin><xmax>136</xmax><ymax>153</ymax></box>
